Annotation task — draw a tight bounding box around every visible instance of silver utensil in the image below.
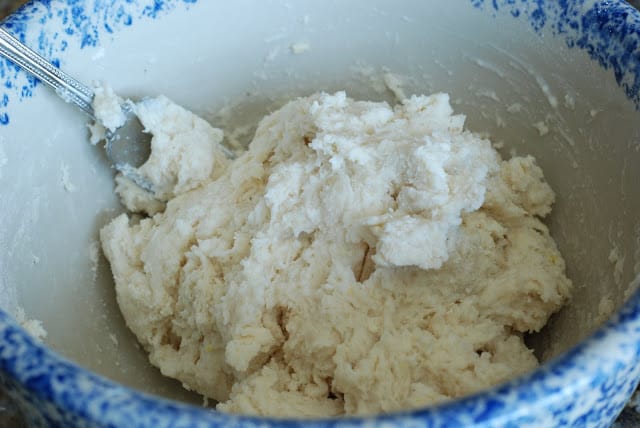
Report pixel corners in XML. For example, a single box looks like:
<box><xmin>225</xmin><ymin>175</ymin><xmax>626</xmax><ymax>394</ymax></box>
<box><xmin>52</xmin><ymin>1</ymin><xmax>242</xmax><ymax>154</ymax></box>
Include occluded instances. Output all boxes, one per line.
<box><xmin>0</xmin><ymin>26</ymin><xmax>156</xmax><ymax>192</ymax></box>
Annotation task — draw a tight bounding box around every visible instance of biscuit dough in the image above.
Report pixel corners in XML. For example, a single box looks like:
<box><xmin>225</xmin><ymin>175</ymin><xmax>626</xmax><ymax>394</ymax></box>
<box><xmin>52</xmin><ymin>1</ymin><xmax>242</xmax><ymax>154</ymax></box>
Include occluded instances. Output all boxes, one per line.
<box><xmin>100</xmin><ymin>91</ymin><xmax>571</xmax><ymax>417</ymax></box>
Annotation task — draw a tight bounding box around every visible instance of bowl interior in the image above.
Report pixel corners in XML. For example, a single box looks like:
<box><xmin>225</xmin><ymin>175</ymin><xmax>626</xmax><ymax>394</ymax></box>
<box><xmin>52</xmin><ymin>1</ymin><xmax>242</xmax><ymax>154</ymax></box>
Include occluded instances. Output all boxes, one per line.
<box><xmin>1</xmin><ymin>0</ymin><xmax>639</xmax><ymax>405</ymax></box>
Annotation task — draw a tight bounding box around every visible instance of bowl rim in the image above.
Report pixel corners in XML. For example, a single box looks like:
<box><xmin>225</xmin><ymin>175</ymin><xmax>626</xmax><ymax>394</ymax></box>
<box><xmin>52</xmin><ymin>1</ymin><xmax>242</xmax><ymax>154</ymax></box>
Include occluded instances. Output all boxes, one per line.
<box><xmin>2</xmin><ymin>0</ymin><xmax>640</xmax><ymax>426</ymax></box>
<box><xmin>2</xmin><ymin>289</ymin><xmax>640</xmax><ymax>426</ymax></box>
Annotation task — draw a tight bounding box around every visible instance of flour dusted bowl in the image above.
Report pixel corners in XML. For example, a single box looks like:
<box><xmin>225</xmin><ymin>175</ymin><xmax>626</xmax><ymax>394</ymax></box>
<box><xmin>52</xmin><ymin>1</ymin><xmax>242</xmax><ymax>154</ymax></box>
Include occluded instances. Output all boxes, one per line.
<box><xmin>1</xmin><ymin>0</ymin><xmax>640</xmax><ymax>426</ymax></box>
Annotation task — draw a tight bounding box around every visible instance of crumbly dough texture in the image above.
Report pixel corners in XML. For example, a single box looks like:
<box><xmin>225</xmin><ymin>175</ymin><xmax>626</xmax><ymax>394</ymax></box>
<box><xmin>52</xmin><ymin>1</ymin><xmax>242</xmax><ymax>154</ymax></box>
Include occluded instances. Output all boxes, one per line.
<box><xmin>100</xmin><ymin>92</ymin><xmax>571</xmax><ymax>417</ymax></box>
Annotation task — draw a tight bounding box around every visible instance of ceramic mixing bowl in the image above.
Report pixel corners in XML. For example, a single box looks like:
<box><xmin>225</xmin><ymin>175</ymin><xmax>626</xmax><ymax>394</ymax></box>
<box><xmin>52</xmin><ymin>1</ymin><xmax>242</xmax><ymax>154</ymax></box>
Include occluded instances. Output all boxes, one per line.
<box><xmin>1</xmin><ymin>0</ymin><xmax>640</xmax><ymax>426</ymax></box>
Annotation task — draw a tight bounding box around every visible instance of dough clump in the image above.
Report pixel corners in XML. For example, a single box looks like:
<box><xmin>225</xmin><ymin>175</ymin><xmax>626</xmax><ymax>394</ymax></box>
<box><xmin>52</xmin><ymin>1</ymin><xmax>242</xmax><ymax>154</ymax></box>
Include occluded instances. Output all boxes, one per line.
<box><xmin>100</xmin><ymin>92</ymin><xmax>571</xmax><ymax>417</ymax></box>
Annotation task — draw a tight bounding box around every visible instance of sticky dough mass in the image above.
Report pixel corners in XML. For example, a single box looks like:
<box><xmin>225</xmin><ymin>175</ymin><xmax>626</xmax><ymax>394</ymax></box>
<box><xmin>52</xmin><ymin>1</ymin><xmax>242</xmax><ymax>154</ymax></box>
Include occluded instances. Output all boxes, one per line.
<box><xmin>100</xmin><ymin>92</ymin><xmax>571</xmax><ymax>417</ymax></box>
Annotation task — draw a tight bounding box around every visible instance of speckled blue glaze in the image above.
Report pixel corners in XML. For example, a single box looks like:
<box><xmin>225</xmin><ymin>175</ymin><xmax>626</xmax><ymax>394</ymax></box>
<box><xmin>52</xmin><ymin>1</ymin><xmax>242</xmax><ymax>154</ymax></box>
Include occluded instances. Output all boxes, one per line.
<box><xmin>0</xmin><ymin>0</ymin><xmax>197</xmax><ymax>125</ymax></box>
<box><xmin>2</xmin><ymin>1</ymin><xmax>640</xmax><ymax>427</ymax></box>
<box><xmin>3</xmin><ymin>288</ymin><xmax>640</xmax><ymax>428</ymax></box>
<box><xmin>471</xmin><ymin>0</ymin><xmax>640</xmax><ymax>108</ymax></box>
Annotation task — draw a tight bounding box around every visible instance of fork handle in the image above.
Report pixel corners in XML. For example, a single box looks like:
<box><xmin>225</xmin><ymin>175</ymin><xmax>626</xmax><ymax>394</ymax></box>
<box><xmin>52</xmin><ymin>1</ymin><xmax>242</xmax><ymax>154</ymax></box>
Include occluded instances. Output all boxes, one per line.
<box><xmin>0</xmin><ymin>27</ymin><xmax>95</xmax><ymax>118</ymax></box>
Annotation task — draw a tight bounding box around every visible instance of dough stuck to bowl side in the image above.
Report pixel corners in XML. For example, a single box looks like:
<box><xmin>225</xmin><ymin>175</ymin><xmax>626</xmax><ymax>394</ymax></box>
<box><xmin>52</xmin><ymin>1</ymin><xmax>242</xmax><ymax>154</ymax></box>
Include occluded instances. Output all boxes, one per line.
<box><xmin>99</xmin><ymin>91</ymin><xmax>571</xmax><ymax>417</ymax></box>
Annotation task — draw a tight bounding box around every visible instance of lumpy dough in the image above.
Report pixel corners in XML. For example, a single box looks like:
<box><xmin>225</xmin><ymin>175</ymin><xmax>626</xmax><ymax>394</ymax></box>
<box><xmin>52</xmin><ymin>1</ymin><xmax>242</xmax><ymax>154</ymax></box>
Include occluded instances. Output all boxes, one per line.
<box><xmin>100</xmin><ymin>91</ymin><xmax>571</xmax><ymax>417</ymax></box>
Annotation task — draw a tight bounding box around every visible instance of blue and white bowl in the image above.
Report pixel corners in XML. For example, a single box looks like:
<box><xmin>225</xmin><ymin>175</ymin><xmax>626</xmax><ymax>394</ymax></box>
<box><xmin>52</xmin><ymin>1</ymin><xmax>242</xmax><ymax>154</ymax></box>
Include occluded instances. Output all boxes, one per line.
<box><xmin>1</xmin><ymin>1</ymin><xmax>640</xmax><ymax>426</ymax></box>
